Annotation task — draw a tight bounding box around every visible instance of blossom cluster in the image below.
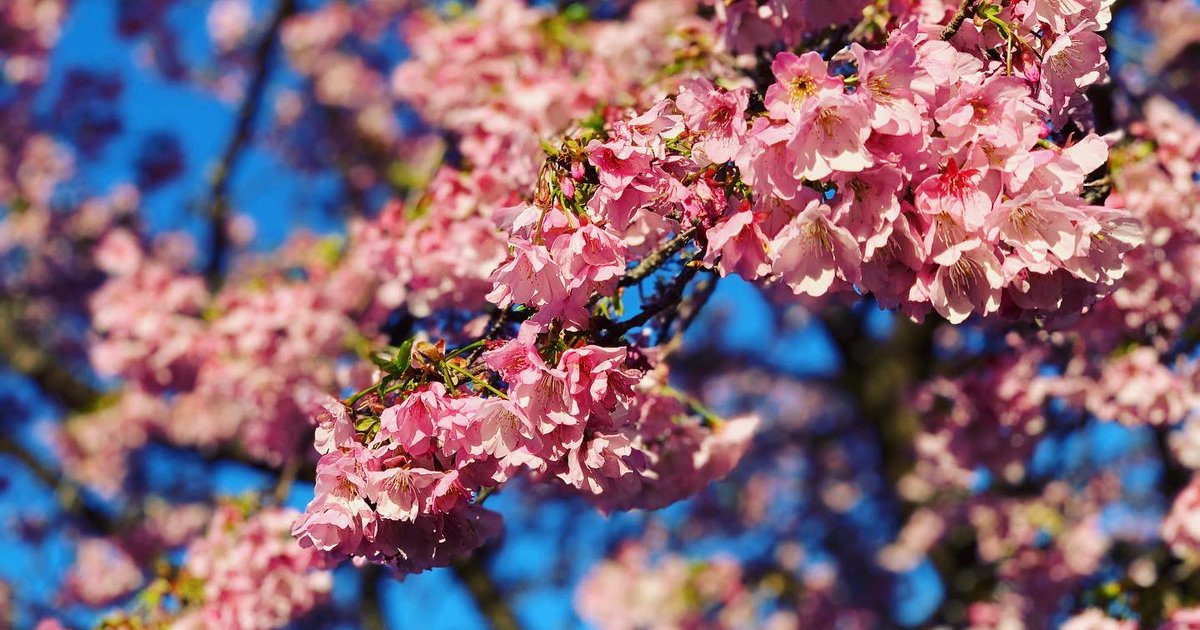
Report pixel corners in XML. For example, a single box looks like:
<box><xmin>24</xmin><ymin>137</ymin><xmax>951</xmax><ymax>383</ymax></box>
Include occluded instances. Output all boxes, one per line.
<box><xmin>483</xmin><ymin>15</ymin><xmax>1136</xmax><ymax>330</ymax></box>
<box><xmin>171</xmin><ymin>505</ymin><xmax>332</xmax><ymax>630</ymax></box>
<box><xmin>61</xmin><ymin>538</ymin><xmax>144</xmax><ymax>607</ymax></box>
<box><xmin>79</xmin><ymin>229</ymin><xmax>373</xmax><ymax>479</ymax></box>
<box><xmin>993</xmin><ymin>95</ymin><xmax>1200</xmax><ymax>440</ymax></box>
<box><xmin>334</xmin><ymin>0</ymin><xmax>712</xmax><ymax>318</ymax></box>
<box><xmin>575</xmin><ymin>542</ymin><xmax>794</xmax><ymax>630</ymax></box>
<box><xmin>289</xmin><ymin>0</ymin><xmax>1148</xmax><ymax>582</ymax></box>
<box><xmin>910</xmin><ymin>342</ymin><xmax>1051</xmax><ymax>492</ymax></box>
<box><xmin>52</xmin><ymin>501</ymin><xmax>210</xmax><ymax>624</ymax></box>
<box><xmin>293</xmin><ymin>325</ymin><xmax>757</xmax><ymax>573</ymax></box>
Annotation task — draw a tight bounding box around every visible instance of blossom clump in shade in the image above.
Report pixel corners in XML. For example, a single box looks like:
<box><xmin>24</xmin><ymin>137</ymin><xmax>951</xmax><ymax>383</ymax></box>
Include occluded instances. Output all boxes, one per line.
<box><xmin>574</xmin><ymin>542</ymin><xmax>765</xmax><ymax>630</ymax></box>
<box><xmin>61</xmin><ymin>538</ymin><xmax>144</xmax><ymax>607</ymax></box>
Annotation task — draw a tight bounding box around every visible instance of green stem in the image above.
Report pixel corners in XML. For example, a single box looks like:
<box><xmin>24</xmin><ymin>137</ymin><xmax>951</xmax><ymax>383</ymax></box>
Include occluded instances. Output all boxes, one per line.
<box><xmin>447</xmin><ymin>339</ymin><xmax>488</xmax><ymax>359</ymax></box>
<box><xmin>660</xmin><ymin>385</ymin><xmax>723</xmax><ymax>427</ymax></box>
<box><xmin>446</xmin><ymin>362</ymin><xmax>508</xmax><ymax>399</ymax></box>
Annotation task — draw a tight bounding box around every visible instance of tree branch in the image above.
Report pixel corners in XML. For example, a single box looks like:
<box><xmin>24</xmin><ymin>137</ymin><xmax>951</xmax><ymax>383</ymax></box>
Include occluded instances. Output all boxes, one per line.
<box><xmin>0</xmin><ymin>298</ymin><xmax>101</xmax><ymax>409</ymax></box>
<box><xmin>618</xmin><ymin>227</ymin><xmax>699</xmax><ymax>289</ymax></box>
<box><xmin>941</xmin><ymin>0</ymin><xmax>978</xmax><ymax>40</ymax></box>
<box><xmin>205</xmin><ymin>0</ymin><xmax>298</xmax><ymax>287</ymax></box>
<box><xmin>820</xmin><ymin>308</ymin><xmax>937</xmax><ymax>512</ymax></box>
<box><xmin>359</xmin><ymin>565</ymin><xmax>386</xmax><ymax>630</ymax></box>
<box><xmin>0</xmin><ymin>433</ymin><xmax>113</xmax><ymax>531</ymax></box>
<box><xmin>451</xmin><ymin>554</ymin><xmax>523</xmax><ymax>630</ymax></box>
<box><xmin>598</xmin><ymin>248</ymin><xmax>706</xmax><ymax>344</ymax></box>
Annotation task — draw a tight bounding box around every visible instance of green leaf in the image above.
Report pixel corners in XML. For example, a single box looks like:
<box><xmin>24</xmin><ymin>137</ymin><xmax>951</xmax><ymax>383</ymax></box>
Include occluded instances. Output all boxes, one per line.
<box><xmin>355</xmin><ymin>415</ymin><xmax>381</xmax><ymax>432</ymax></box>
<box><xmin>369</xmin><ymin>354</ymin><xmax>387</xmax><ymax>368</ymax></box>
<box><xmin>978</xmin><ymin>2</ymin><xmax>1003</xmax><ymax>18</ymax></box>
<box><xmin>563</xmin><ymin>2</ymin><xmax>590</xmax><ymax>23</ymax></box>
<box><xmin>392</xmin><ymin>338</ymin><xmax>414</xmax><ymax>373</ymax></box>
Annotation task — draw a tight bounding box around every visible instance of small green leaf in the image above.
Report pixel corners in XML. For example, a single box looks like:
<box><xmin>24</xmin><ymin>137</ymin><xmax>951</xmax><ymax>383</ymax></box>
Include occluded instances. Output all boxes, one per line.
<box><xmin>392</xmin><ymin>338</ymin><xmax>414</xmax><ymax>373</ymax></box>
<box><xmin>355</xmin><ymin>415</ymin><xmax>381</xmax><ymax>432</ymax></box>
<box><xmin>563</xmin><ymin>3</ymin><xmax>590</xmax><ymax>23</ymax></box>
<box><xmin>370</xmin><ymin>353</ymin><xmax>393</xmax><ymax>370</ymax></box>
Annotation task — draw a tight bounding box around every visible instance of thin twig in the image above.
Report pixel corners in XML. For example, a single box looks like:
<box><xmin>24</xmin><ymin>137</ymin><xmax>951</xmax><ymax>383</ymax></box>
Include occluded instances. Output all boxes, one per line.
<box><xmin>941</xmin><ymin>0</ymin><xmax>978</xmax><ymax>40</ymax></box>
<box><xmin>599</xmin><ymin>244</ymin><xmax>708</xmax><ymax>344</ymax></box>
<box><xmin>618</xmin><ymin>227</ymin><xmax>698</xmax><ymax>288</ymax></box>
<box><xmin>661</xmin><ymin>271</ymin><xmax>719</xmax><ymax>354</ymax></box>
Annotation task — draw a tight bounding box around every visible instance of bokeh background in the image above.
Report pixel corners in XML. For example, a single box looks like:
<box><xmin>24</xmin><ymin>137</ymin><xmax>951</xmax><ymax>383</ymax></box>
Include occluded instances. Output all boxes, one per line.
<box><xmin>2</xmin><ymin>0</ymin><xmax>1199</xmax><ymax>628</ymax></box>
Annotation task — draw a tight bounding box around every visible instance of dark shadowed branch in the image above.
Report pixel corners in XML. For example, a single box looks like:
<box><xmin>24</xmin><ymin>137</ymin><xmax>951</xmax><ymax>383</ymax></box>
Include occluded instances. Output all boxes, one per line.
<box><xmin>452</xmin><ymin>554</ymin><xmax>523</xmax><ymax>630</ymax></box>
<box><xmin>0</xmin><ymin>432</ymin><xmax>112</xmax><ymax>531</ymax></box>
<box><xmin>821</xmin><ymin>307</ymin><xmax>936</xmax><ymax>502</ymax></box>
<box><xmin>941</xmin><ymin>0</ymin><xmax>979</xmax><ymax>40</ymax></box>
<box><xmin>0</xmin><ymin>298</ymin><xmax>101</xmax><ymax>410</ymax></box>
<box><xmin>360</xmin><ymin>565</ymin><xmax>386</xmax><ymax>630</ymax></box>
<box><xmin>204</xmin><ymin>0</ymin><xmax>298</xmax><ymax>287</ymax></box>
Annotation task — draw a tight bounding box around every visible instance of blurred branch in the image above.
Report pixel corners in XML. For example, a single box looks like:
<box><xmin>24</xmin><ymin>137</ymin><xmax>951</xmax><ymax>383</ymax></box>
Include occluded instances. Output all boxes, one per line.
<box><xmin>1155</xmin><ymin>424</ymin><xmax>1192</xmax><ymax>499</ymax></box>
<box><xmin>205</xmin><ymin>0</ymin><xmax>298</xmax><ymax>287</ymax></box>
<box><xmin>821</xmin><ymin>308</ymin><xmax>936</xmax><ymax>506</ymax></box>
<box><xmin>0</xmin><ymin>298</ymin><xmax>101</xmax><ymax>410</ymax></box>
<box><xmin>360</xmin><ymin>564</ymin><xmax>386</xmax><ymax>630</ymax></box>
<box><xmin>271</xmin><ymin>455</ymin><xmax>303</xmax><ymax>504</ymax></box>
<box><xmin>1</xmin><ymin>297</ymin><xmax>313</xmax><ymax>482</ymax></box>
<box><xmin>941</xmin><ymin>0</ymin><xmax>978</xmax><ymax>40</ymax></box>
<box><xmin>0</xmin><ymin>433</ymin><xmax>112</xmax><ymax>531</ymax></box>
<box><xmin>451</xmin><ymin>554</ymin><xmax>524</xmax><ymax>630</ymax></box>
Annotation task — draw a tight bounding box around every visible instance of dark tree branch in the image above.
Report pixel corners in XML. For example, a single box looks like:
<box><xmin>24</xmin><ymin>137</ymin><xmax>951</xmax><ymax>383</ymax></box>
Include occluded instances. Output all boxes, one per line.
<box><xmin>452</xmin><ymin>555</ymin><xmax>523</xmax><ymax>630</ymax></box>
<box><xmin>205</xmin><ymin>0</ymin><xmax>298</xmax><ymax>287</ymax></box>
<box><xmin>598</xmin><ymin>247</ymin><xmax>706</xmax><ymax>344</ymax></box>
<box><xmin>359</xmin><ymin>565</ymin><xmax>386</xmax><ymax>630</ymax></box>
<box><xmin>821</xmin><ymin>308</ymin><xmax>937</xmax><ymax>502</ymax></box>
<box><xmin>0</xmin><ymin>298</ymin><xmax>101</xmax><ymax>410</ymax></box>
<box><xmin>618</xmin><ymin>227</ymin><xmax>698</xmax><ymax>289</ymax></box>
<box><xmin>1155</xmin><ymin>424</ymin><xmax>1192</xmax><ymax>500</ymax></box>
<box><xmin>941</xmin><ymin>0</ymin><xmax>978</xmax><ymax>40</ymax></box>
<box><xmin>661</xmin><ymin>270</ymin><xmax>718</xmax><ymax>351</ymax></box>
<box><xmin>0</xmin><ymin>433</ymin><xmax>113</xmax><ymax>531</ymax></box>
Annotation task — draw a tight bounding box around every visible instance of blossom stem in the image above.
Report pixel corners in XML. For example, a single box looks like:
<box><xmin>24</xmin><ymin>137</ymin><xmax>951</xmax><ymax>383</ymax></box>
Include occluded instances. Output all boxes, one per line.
<box><xmin>660</xmin><ymin>385</ymin><xmax>723</xmax><ymax>427</ymax></box>
<box><xmin>344</xmin><ymin>385</ymin><xmax>374</xmax><ymax>407</ymax></box>
<box><xmin>447</xmin><ymin>338</ymin><xmax>488</xmax><ymax>359</ymax></box>
<box><xmin>445</xmin><ymin>361</ymin><xmax>508</xmax><ymax>399</ymax></box>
